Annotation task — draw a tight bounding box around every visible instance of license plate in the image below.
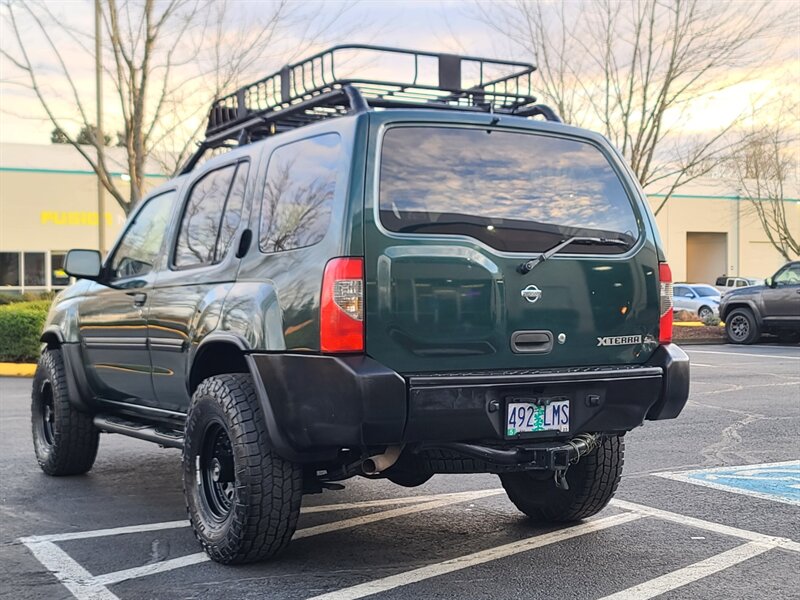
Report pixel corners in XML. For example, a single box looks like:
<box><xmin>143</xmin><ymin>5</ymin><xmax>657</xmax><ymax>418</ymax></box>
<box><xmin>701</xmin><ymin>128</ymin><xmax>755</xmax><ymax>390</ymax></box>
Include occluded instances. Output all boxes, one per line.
<box><xmin>506</xmin><ymin>400</ymin><xmax>570</xmax><ymax>436</ymax></box>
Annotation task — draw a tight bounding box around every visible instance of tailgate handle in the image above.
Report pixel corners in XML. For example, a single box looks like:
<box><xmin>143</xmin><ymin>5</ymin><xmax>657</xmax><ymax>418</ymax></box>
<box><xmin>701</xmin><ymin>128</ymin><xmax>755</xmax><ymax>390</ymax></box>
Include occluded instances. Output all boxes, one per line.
<box><xmin>510</xmin><ymin>330</ymin><xmax>553</xmax><ymax>354</ymax></box>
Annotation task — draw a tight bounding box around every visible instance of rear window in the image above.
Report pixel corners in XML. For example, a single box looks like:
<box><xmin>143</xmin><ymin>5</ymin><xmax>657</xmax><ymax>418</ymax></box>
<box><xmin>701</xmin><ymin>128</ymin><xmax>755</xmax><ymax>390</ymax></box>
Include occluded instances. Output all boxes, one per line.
<box><xmin>379</xmin><ymin>127</ymin><xmax>640</xmax><ymax>253</ymax></box>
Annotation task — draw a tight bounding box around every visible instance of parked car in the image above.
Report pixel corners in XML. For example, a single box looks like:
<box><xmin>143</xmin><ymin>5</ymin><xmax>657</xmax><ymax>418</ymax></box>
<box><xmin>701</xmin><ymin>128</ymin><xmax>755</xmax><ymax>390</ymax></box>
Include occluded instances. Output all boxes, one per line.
<box><xmin>673</xmin><ymin>284</ymin><xmax>721</xmax><ymax>319</ymax></box>
<box><xmin>720</xmin><ymin>261</ymin><xmax>800</xmax><ymax>344</ymax></box>
<box><xmin>714</xmin><ymin>276</ymin><xmax>762</xmax><ymax>295</ymax></box>
<box><xmin>30</xmin><ymin>46</ymin><xmax>689</xmax><ymax>565</ymax></box>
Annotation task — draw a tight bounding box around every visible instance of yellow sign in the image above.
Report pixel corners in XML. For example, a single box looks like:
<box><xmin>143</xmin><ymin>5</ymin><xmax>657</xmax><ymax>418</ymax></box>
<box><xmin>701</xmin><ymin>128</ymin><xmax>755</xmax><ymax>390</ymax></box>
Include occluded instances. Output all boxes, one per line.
<box><xmin>41</xmin><ymin>211</ymin><xmax>114</xmax><ymax>226</ymax></box>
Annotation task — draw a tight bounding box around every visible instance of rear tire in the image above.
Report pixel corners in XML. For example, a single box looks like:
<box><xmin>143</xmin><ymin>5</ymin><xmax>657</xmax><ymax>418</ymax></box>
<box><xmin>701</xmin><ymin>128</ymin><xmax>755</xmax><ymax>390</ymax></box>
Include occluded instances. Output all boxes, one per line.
<box><xmin>499</xmin><ymin>435</ymin><xmax>624</xmax><ymax>522</ymax></box>
<box><xmin>725</xmin><ymin>308</ymin><xmax>760</xmax><ymax>344</ymax></box>
<box><xmin>183</xmin><ymin>374</ymin><xmax>303</xmax><ymax>564</ymax></box>
<box><xmin>31</xmin><ymin>348</ymin><xmax>99</xmax><ymax>476</ymax></box>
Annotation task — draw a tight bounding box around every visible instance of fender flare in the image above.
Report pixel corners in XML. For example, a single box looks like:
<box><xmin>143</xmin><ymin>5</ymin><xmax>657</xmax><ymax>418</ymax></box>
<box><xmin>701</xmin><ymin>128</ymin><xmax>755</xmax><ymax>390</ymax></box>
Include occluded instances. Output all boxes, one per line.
<box><xmin>188</xmin><ymin>332</ymin><xmax>325</xmax><ymax>462</ymax></box>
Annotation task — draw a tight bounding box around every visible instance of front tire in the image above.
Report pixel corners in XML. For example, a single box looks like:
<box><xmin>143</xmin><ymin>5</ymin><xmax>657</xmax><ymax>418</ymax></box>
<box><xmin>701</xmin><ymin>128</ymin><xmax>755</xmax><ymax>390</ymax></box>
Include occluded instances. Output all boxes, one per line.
<box><xmin>183</xmin><ymin>374</ymin><xmax>303</xmax><ymax>564</ymax></box>
<box><xmin>725</xmin><ymin>308</ymin><xmax>760</xmax><ymax>344</ymax></box>
<box><xmin>31</xmin><ymin>349</ymin><xmax>99</xmax><ymax>476</ymax></box>
<box><xmin>500</xmin><ymin>435</ymin><xmax>624</xmax><ymax>522</ymax></box>
<box><xmin>698</xmin><ymin>305</ymin><xmax>713</xmax><ymax>320</ymax></box>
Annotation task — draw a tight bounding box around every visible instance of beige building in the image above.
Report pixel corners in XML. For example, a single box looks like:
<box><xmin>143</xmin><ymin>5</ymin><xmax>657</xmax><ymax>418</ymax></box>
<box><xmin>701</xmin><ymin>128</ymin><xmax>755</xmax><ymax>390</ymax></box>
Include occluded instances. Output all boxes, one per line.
<box><xmin>0</xmin><ymin>143</ymin><xmax>164</xmax><ymax>293</ymax></box>
<box><xmin>647</xmin><ymin>178</ymin><xmax>800</xmax><ymax>283</ymax></box>
<box><xmin>0</xmin><ymin>142</ymin><xmax>798</xmax><ymax>292</ymax></box>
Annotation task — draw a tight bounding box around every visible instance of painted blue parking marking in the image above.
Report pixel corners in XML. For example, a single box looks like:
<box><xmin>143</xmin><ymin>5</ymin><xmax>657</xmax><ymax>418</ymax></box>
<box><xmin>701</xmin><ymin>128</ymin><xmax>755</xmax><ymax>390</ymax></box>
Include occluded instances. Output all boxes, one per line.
<box><xmin>656</xmin><ymin>460</ymin><xmax>800</xmax><ymax>506</ymax></box>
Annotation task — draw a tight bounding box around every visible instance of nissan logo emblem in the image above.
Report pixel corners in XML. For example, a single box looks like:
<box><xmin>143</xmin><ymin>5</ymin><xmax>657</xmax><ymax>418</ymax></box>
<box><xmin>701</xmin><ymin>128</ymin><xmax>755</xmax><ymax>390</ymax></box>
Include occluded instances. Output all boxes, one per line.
<box><xmin>521</xmin><ymin>284</ymin><xmax>542</xmax><ymax>303</ymax></box>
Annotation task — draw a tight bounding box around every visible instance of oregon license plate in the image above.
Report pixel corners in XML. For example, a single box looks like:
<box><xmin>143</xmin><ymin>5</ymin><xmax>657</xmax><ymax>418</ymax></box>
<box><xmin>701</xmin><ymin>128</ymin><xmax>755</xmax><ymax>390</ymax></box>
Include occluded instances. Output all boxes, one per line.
<box><xmin>506</xmin><ymin>400</ymin><xmax>570</xmax><ymax>436</ymax></box>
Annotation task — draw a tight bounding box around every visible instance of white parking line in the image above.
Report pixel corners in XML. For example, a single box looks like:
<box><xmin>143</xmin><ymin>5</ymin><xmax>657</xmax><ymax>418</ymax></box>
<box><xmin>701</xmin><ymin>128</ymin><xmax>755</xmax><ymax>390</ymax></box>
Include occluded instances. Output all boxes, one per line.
<box><xmin>23</xmin><ymin>489</ymin><xmax>505</xmax><ymax>545</ymax></box>
<box><xmin>305</xmin><ymin>513</ymin><xmax>644</xmax><ymax>600</ymax></box>
<box><xmin>301</xmin><ymin>489</ymin><xmax>504</xmax><ymax>513</ymax></box>
<box><xmin>21</xmin><ymin>492</ymin><xmax>800</xmax><ymax>600</ymax></box>
<box><xmin>610</xmin><ymin>499</ymin><xmax>800</xmax><ymax>553</ymax></box>
<box><xmin>93</xmin><ymin>553</ymin><xmax>208</xmax><ymax>586</ymax></box>
<box><xmin>23</xmin><ymin>540</ymin><xmax>118</xmax><ymax>600</ymax></box>
<box><xmin>686</xmin><ymin>349</ymin><xmax>800</xmax><ymax>360</ymax></box>
<box><xmin>597</xmin><ymin>541</ymin><xmax>773</xmax><ymax>600</ymax></box>
<box><xmin>20</xmin><ymin>488</ymin><xmax>503</xmax><ymax>598</ymax></box>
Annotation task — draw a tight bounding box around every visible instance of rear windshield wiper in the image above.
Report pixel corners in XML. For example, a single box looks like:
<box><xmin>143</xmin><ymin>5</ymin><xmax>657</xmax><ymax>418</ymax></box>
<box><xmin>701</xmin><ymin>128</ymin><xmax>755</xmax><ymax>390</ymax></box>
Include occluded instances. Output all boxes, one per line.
<box><xmin>518</xmin><ymin>236</ymin><xmax>631</xmax><ymax>275</ymax></box>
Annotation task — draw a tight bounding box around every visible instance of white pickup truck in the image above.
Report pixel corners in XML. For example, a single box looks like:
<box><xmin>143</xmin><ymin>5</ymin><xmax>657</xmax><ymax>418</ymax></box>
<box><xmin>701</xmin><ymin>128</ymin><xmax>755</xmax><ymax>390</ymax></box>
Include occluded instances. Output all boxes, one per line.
<box><xmin>715</xmin><ymin>276</ymin><xmax>762</xmax><ymax>294</ymax></box>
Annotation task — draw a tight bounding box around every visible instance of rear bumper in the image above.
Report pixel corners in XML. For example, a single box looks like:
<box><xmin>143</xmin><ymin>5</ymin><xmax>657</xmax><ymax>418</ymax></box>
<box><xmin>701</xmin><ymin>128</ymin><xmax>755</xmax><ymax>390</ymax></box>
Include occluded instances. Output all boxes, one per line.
<box><xmin>248</xmin><ymin>344</ymin><xmax>689</xmax><ymax>461</ymax></box>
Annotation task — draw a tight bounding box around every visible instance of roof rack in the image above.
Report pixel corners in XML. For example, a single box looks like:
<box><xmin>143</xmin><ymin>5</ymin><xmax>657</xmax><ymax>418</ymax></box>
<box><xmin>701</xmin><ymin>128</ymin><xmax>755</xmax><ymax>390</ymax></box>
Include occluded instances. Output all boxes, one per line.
<box><xmin>181</xmin><ymin>45</ymin><xmax>560</xmax><ymax>174</ymax></box>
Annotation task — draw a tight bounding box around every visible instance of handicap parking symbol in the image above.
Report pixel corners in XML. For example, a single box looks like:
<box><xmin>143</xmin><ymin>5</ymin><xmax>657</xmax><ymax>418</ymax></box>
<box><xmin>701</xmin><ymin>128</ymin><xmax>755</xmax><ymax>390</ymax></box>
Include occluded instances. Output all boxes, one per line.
<box><xmin>656</xmin><ymin>460</ymin><xmax>800</xmax><ymax>506</ymax></box>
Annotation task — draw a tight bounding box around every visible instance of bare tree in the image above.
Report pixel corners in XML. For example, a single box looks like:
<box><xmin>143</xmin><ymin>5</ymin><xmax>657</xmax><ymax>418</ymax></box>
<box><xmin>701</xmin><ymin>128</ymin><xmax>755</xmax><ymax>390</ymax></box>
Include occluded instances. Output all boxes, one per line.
<box><xmin>475</xmin><ymin>0</ymin><xmax>791</xmax><ymax>214</ymax></box>
<box><xmin>731</xmin><ymin>106</ymin><xmax>799</xmax><ymax>261</ymax></box>
<box><xmin>1</xmin><ymin>0</ymin><xmax>352</xmax><ymax>214</ymax></box>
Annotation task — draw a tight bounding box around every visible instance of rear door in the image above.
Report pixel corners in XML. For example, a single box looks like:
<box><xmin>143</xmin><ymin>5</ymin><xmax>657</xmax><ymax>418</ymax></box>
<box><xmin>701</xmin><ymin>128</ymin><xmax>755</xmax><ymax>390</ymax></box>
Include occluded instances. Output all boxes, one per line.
<box><xmin>363</xmin><ymin>120</ymin><xmax>661</xmax><ymax>374</ymax></box>
<box><xmin>148</xmin><ymin>160</ymin><xmax>250</xmax><ymax>413</ymax></box>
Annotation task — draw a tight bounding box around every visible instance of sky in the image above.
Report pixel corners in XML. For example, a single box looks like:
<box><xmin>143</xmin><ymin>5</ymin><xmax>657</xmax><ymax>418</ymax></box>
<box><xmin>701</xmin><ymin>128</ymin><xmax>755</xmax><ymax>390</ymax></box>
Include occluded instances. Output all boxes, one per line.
<box><xmin>0</xmin><ymin>0</ymin><xmax>798</xmax><ymax>155</ymax></box>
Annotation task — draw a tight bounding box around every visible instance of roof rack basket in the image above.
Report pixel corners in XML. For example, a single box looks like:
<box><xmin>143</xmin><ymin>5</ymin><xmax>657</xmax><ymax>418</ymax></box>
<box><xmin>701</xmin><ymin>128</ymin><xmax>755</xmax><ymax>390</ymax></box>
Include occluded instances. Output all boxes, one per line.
<box><xmin>182</xmin><ymin>45</ymin><xmax>560</xmax><ymax>173</ymax></box>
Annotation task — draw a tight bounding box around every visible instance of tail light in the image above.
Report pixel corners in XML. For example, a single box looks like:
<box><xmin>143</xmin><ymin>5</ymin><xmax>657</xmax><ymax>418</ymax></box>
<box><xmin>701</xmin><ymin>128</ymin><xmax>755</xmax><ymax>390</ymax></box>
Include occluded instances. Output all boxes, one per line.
<box><xmin>320</xmin><ymin>257</ymin><xmax>364</xmax><ymax>353</ymax></box>
<box><xmin>659</xmin><ymin>262</ymin><xmax>673</xmax><ymax>344</ymax></box>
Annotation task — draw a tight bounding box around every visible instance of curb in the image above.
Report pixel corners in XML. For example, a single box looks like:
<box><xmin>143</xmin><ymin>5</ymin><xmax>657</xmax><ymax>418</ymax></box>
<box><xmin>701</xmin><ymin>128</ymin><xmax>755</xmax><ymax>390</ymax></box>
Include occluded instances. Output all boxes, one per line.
<box><xmin>674</xmin><ymin>339</ymin><xmax>727</xmax><ymax>345</ymax></box>
<box><xmin>0</xmin><ymin>363</ymin><xmax>36</xmax><ymax>377</ymax></box>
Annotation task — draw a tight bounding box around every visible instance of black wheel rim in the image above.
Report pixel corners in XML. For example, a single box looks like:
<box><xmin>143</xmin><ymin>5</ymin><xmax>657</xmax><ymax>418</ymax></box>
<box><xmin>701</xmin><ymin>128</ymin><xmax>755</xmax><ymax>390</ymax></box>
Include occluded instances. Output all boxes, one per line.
<box><xmin>198</xmin><ymin>423</ymin><xmax>235</xmax><ymax>522</ymax></box>
<box><xmin>39</xmin><ymin>380</ymin><xmax>55</xmax><ymax>446</ymax></box>
<box><xmin>730</xmin><ymin>315</ymin><xmax>749</xmax><ymax>341</ymax></box>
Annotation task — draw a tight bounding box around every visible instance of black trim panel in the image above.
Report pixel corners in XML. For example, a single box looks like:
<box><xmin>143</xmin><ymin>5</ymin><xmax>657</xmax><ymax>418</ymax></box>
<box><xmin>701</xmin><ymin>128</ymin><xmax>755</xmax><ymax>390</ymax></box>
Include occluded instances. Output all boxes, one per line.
<box><xmin>148</xmin><ymin>337</ymin><xmax>186</xmax><ymax>352</ymax></box>
<box><xmin>83</xmin><ymin>337</ymin><xmax>148</xmax><ymax>351</ymax></box>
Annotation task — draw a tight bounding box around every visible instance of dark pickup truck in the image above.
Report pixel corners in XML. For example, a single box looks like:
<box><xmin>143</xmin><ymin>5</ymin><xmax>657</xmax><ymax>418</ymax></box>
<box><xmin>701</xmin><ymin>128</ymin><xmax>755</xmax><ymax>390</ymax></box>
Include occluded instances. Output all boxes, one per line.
<box><xmin>720</xmin><ymin>261</ymin><xmax>800</xmax><ymax>344</ymax></box>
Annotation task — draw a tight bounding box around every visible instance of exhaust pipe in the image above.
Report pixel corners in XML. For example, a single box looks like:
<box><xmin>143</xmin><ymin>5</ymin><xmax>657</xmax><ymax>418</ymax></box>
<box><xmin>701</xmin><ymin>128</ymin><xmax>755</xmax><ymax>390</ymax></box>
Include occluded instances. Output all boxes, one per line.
<box><xmin>362</xmin><ymin>446</ymin><xmax>402</xmax><ymax>475</ymax></box>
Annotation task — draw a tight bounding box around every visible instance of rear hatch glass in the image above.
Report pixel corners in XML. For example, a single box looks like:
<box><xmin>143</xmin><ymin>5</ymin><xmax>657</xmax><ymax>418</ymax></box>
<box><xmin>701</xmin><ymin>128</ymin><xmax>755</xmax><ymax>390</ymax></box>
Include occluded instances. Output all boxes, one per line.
<box><xmin>380</xmin><ymin>127</ymin><xmax>639</xmax><ymax>253</ymax></box>
<box><xmin>365</xmin><ymin>124</ymin><xmax>660</xmax><ymax>374</ymax></box>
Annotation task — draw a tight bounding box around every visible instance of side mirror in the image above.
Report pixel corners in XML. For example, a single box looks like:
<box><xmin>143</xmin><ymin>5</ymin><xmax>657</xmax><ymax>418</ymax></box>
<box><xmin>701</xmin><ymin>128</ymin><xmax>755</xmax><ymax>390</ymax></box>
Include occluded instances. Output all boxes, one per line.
<box><xmin>64</xmin><ymin>249</ymin><xmax>103</xmax><ymax>281</ymax></box>
<box><xmin>765</xmin><ymin>276</ymin><xmax>775</xmax><ymax>288</ymax></box>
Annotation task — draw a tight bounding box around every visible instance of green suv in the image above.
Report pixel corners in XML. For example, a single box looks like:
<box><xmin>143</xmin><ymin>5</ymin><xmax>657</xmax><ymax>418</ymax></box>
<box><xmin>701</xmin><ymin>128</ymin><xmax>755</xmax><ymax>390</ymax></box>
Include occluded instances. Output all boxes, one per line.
<box><xmin>31</xmin><ymin>46</ymin><xmax>689</xmax><ymax>564</ymax></box>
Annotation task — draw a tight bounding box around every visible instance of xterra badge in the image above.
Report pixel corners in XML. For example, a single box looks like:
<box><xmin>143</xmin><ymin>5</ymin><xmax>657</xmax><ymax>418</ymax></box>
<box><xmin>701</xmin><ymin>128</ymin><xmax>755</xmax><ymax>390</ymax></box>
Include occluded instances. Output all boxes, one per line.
<box><xmin>521</xmin><ymin>284</ymin><xmax>542</xmax><ymax>303</ymax></box>
<box><xmin>597</xmin><ymin>335</ymin><xmax>642</xmax><ymax>346</ymax></box>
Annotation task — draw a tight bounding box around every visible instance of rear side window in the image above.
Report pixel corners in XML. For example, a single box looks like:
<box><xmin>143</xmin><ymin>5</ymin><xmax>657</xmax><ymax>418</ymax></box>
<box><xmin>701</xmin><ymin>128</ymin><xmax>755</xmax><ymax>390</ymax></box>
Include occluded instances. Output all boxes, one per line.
<box><xmin>379</xmin><ymin>127</ymin><xmax>640</xmax><ymax>253</ymax></box>
<box><xmin>259</xmin><ymin>133</ymin><xmax>341</xmax><ymax>253</ymax></box>
<box><xmin>174</xmin><ymin>163</ymin><xmax>239</xmax><ymax>268</ymax></box>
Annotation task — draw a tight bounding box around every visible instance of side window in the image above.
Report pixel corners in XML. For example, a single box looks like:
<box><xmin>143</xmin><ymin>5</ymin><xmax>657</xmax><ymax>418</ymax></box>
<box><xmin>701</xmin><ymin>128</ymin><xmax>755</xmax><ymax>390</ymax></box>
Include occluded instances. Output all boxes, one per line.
<box><xmin>109</xmin><ymin>191</ymin><xmax>176</xmax><ymax>280</ymax></box>
<box><xmin>775</xmin><ymin>264</ymin><xmax>800</xmax><ymax>285</ymax></box>
<box><xmin>216</xmin><ymin>163</ymin><xmax>250</xmax><ymax>259</ymax></box>
<box><xmin>259</xmin><ymin>133</ymin><xmax>341</xmax><ymax>253</ymax></box>
<box><xmin>674</xmin><ymin>286</ymin><xmax>689</xmax><ymax>297</ymax></box>
<box><xmin>174</xmin><ymin>164</ymin><xmax>236</xmax><ymax>268</ymax></box>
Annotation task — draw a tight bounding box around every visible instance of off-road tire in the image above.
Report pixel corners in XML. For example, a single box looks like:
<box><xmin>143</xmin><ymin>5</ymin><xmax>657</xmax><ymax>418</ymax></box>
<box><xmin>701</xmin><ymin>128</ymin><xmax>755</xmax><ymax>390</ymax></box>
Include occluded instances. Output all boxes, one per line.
<box><xmin>725</xmin><ymin>308</ymin><xmax>760</xmax><ymax>344</ymax></box>
<box><xmin>183</xmin><ymin>374</ymin><xmax>303</xmax><ymax>564</ymax></box>
<box><xmin>31</xmin><ymin>348</ymin><xmax>99</xmax><ymax>476</ymax></box>
<box><xmin>499</xmin><ymin>435</ymin><xmax>624</xmax><ymax>522</ymax></box>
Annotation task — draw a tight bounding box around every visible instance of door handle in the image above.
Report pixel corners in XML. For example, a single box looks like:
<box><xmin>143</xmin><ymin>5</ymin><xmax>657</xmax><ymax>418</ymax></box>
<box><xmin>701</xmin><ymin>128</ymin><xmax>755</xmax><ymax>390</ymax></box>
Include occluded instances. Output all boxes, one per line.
<box><xmin>127</xmin><ymin>292</ymin><xmax>147</xmax><ymax>306</ymax></box>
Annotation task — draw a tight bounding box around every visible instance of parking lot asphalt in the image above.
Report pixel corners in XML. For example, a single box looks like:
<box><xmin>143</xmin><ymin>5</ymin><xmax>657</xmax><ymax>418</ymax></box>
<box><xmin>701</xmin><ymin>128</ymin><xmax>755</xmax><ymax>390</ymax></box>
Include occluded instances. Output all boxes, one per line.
<box><xmin>1</xmin><ymin>343</ymin><xmax>799</xmax><ymax>600</ymax></box>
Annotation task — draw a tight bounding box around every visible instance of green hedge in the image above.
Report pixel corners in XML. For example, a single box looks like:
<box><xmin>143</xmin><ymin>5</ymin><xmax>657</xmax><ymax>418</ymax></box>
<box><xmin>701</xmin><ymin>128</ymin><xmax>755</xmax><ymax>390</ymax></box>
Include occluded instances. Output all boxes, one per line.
<box><xmin>0</xmin><ymin>300</ymin><xmax>51</xmax><ymax>362</ymax></box>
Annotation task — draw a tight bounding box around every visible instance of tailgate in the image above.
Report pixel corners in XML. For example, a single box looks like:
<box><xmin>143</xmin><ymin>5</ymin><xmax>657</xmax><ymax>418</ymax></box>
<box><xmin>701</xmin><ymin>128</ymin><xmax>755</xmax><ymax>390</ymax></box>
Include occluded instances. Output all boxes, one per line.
<box><xmin>363</xmin><ymin>121</ymin><xmax>661</xmax><ymax>374</ymax></box>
